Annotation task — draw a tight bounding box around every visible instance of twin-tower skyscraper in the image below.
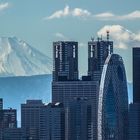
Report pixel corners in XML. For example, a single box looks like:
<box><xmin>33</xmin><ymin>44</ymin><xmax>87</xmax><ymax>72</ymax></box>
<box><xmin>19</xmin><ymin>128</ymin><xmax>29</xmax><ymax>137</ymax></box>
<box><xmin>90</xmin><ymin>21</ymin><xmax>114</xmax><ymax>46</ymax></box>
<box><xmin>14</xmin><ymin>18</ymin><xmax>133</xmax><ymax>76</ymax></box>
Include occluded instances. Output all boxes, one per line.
<box><xmin>52</xmin><ymin>33</ymin><xmax>113</xmax><ymax>83</ymax></box>
<box><xmin>52</xmin><ymin>33</ymin><xmax>128</xmax><ymax>140</ymax></box>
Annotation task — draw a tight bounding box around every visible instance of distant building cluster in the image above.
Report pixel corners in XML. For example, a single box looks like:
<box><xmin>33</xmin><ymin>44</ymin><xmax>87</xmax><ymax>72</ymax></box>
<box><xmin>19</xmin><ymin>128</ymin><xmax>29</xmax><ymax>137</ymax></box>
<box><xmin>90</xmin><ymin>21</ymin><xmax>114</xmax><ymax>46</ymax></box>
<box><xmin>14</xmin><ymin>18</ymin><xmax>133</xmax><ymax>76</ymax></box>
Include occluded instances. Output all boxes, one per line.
<box><xmin>0</xmin><ymin>33</ymin><xmax>140</xmax><ymax>140</ymax></box>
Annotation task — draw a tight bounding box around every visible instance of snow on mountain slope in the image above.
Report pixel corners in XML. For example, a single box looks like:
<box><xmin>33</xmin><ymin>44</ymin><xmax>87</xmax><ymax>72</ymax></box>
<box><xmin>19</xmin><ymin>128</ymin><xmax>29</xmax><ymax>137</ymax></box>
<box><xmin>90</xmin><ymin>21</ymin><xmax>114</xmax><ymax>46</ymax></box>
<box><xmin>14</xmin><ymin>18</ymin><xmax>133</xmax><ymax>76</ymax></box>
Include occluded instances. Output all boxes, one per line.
<box><xmin>0</xmin><ymin>37</ymin><xmax>52</xmax><ymax>77</ymax></box>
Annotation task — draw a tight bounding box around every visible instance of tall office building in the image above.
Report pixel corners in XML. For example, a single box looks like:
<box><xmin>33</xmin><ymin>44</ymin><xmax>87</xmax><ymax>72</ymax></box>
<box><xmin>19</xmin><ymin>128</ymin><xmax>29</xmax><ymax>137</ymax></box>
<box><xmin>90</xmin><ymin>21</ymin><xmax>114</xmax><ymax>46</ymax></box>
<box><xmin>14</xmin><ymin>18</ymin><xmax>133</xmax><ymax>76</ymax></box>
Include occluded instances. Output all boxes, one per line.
<box><xmin>21</xmin><ymin>100</ymin><xmax>65</xmax><ymax>140</ymax></box>
<box><xmin>133</xmin><ymin>47</ymin><xmax>140</xmax><ymax>103</ymax></box>
<box><xmin>0</xmin><ymin>99</ymin><xmax>3</xmax><ymax>110</ymax></box>
<box><xmin>65</xmin><ymin>98</ymin><xmax>96</xmax><ymax>140</ymax></box>
<box><xmin>53</xmin><ymin>41</ymin><xmax>79</xmax><ymax>81</ymax></box>
<box><xmin>1</xmin><ymin>128</ymin><xmax>26</xmax><ymax>140</ymax></box>
<box><xmin>40</xmin><ymin>102</ymin><xmax>65</xmax><ymax>140</ymax></box>
<box><xmin>0</xmin><ymin>108</ymin><xmax>17</xmax><ymax>129</ymax></box>
<box><xmin>129</xmin><ymin>103</ymin><xmax>140</xmax><ymax>140</ymax></box>
<box><xmin>0</xmin><ymin>99</ymin><xmax>17</xmax><ymax>140</ymax></box>
<box><xmin>129</xmin><ymin>47</ymin><xmax>140</xmax><ymax>140</ymax></box>
<box><xmin>52</xmin><ymin>38</ymin><xmax>113</xmax><ymax>140</ymax></box>
<box><xmin>52</xmin><ymin>36</ymin><xmax>113</xmax><ymax>103</ymax></box>
<box><xmin>97</xmin><ymin>54</ymin><xmax>128</xmax><ymax>140</ymax></box>
<box><xmin>21</xmin><ymin>100</ymin><xmax>44</xmax><ymax>140</ymax></box>
<box><xmin>88</xmin><ymin>35</ymin><xmax>113</xmax><ymax>81</ymax></box>
<box><xmin>52</xmin><ymin>79</ymin><xmax>99</xmax><ymax>105</ymax></box>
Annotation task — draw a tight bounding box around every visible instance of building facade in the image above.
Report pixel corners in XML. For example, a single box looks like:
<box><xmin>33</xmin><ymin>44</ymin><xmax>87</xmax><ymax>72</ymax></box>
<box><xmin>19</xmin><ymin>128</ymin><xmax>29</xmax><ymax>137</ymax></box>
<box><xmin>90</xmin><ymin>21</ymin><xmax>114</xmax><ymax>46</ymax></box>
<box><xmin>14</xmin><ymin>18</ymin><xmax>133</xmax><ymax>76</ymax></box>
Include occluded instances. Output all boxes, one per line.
<box><xmin>129</xmin><ymin>47</ymin><xmax>140</xmax><ymax>140</ymax></box>
<box><xmin>21</xmin><ymin>100</ymin><xmax>44</xmax><ymax>140</ymax></box>
<box><xmin>65</xmin><ymin>98</ymin><xmax>96</xmax><ymax>140</ymax></box>
<box><xmin>0</xmin><ymin>99</ymin><xmax>18</xmax><ymax>140</ymax></box>
<box><xmin>0</xmin><ymin>108</ymin><xmax>17</xmax><ymax>129</ymax></box>
<box><xmin>88</xmin><ymin>38</ymin><xmax>113</xmax><ymax>81</ymax></box>
<box><xmin>133</xmin><ymin>47</ymin><xmax>140</xmax><ymax>103</ymax></box>
<box><xmin>97</xmin><ymin>54</ymin><xmax>128</xmax><ymax>140</ymax></box>
<box><xmin>52</xmin><ymin>38</ymin><xmax>114</xmax><ymax>140</ymax></box>
<box><xmin>0</xmin><ymin>99</ymin><xmax>3</xmax><ymax>111</ymax></box>
<box><xmin>40</xmin><ymin>102</ymin><xmax>65</xmax><ymax>140</ymax></box>
<box><xmin>129</xmin><ymin>103</ymin><xmax>140</xmax><ymax>140</ymax></box>
<box><xmin>2</xmin><ymin>128</ymin><xmax>26</xmax><ymax>140</ymax></box>
<box><xmin>53</xmin><ymin>41</ymin><xmax>79</xmax><ymax>81</ymax></box>
<box><xmin>21</xmin><ymin>100</ymin><xmax>65</xmax><ymax>140</ymax></box>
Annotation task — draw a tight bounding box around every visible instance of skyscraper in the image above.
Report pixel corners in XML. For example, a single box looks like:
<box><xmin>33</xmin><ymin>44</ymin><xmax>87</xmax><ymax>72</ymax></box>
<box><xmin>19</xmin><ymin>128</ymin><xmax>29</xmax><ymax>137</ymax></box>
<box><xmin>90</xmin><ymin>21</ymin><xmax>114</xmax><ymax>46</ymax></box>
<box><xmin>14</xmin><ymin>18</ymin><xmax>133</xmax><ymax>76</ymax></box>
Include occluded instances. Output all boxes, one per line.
<box><xmin>21</xmin><ymin>100</ymin><xmax>65</xmax><ymax>140</ymax></box>
<box><xmin>52</xmin><ymin>41</ymin><xmax>99</xmax><ymax>105</ymax></box>
<box><xmin>0</xmin><ymin>108</ymin><xmax>17</xmax><ymax>129</ymax></box>
<box><xmin>0</xmin><ymin>99</ymin><xmax>3</xmax><ymax>110</ymax></box>
<box><xmin>2</xmin><ymin>128</ymin><xmax>26</xmax><ymax>140</ymax></box>
<box><xmin>0</xmin><ymin>99</ymin><xmax>17</xmax><ymax>140</ymax></box>
<box><xmin>133</xmin><ymin>47</ymin><xmax>140</xmax><ymax>103</ymax></box>
<box><xmin>65</xmin><ymin>98</ymin><xmax>96</xmax><ymax>140</ymax></box>
<box><xmin>129</xmin><ymin>103</ymin><xmax>140</xmax><ymax>140</ymax></box>
<box><xmin>88</xmin><ymin>37</ymin><xmax>113</xmax><ymax>81</ymax></box>
<box><xmin>53</xmin><ymin>41</ymin><xmax>79</xmax><ymax>81</ymax></box>
<box><xmin>129</xmin><ymin>47</ymin><xmax>140</xmax><ymax>140</ymax></box>
<box><xmin>21</xmin><ymin>100</ymin><xmax>44</xmax><ymax>139</ymax></box>
<box><xmin>52</xmin><ymin>38</ymin><xmax>113</xmax><ymax>140</ymax></box>
<box><xmin>52</xmin><ymin>79</ymin><xmax>99</xmax><ymax>105</ymax></box>
<box><xmin>97</xmin><ymin>54</ymin><xmax>128</xmax><ymax>140</ymax></box>
<box><xmin>40</xmin><ymin>102</ymin><xmax>65</xmax><ymax>140</ymax></box>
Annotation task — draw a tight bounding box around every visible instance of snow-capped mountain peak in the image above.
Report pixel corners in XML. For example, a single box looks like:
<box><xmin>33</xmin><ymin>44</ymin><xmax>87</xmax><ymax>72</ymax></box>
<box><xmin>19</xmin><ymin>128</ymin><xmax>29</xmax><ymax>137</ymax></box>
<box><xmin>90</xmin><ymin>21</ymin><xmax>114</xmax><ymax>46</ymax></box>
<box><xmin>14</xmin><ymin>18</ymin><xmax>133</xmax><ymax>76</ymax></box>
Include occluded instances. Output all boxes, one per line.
<box><xmin>0</xmin><ymin>37</ymin><xmax>52</xmax><ymax>77</ymax></box>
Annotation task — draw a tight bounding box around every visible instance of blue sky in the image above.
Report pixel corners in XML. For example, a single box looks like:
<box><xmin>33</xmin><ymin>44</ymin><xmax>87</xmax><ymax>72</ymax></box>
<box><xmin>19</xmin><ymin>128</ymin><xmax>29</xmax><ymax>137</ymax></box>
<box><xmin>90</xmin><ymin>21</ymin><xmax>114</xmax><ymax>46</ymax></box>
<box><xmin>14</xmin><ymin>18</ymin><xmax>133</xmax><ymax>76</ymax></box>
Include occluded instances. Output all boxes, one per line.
<box><xmin>0</xmin><ymin>0</ymin><xmax>140</xmax><ymax>82</ymax></box>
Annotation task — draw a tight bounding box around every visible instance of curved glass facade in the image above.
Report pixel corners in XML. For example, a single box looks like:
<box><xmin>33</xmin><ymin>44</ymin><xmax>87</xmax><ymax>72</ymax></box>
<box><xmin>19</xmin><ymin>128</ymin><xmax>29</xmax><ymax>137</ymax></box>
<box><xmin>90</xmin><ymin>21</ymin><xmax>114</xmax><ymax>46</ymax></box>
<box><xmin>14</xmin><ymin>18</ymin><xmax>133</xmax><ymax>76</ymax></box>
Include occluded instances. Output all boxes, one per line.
<box><xmin>97</xmin><ymin>54</ymin><xmax>128</xmax><ymax>140</ymax></box>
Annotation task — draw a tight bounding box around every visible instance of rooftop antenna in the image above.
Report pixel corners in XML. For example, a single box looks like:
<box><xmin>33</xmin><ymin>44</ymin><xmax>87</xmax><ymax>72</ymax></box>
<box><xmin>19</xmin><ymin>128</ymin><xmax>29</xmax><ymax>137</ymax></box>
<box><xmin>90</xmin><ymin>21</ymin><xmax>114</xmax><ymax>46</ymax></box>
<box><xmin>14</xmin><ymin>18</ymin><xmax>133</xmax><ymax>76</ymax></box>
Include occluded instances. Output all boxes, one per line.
<box><xmin>97</xmin><ymin>37</ymin><xmax>100</xmax><ymax>42</ymax></box>
<box><xmin>101</xmin><ymin>35</ymin><xmax>102</xmax><ymax>41</ymax></box>
<box><xmin>91</xmin><ymin>37</ymin><xmax>94</xmax><ymax>42</ymax></box>
<box><xmin>106</xmin><ymin>30</ymin><xmax>110</xmax><ymax>41</ymax></box>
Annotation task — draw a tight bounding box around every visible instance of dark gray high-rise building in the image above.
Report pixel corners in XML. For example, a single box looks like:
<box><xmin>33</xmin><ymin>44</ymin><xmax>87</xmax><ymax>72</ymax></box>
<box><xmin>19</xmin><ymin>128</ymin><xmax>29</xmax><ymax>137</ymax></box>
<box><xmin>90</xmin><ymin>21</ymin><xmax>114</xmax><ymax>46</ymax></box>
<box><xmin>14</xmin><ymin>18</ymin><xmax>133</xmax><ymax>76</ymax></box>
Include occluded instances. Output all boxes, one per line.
<box><xmin>0</xmin><ymin>99</ymin><xmax>17</xmax><ymax>140</ymax></box>
<box><xmin>21</xmin><ymin>100</ymin><xmax>44</xmax><ymax>140</ymax></box>
<box><xmin>40</xmin><ymin>102</ymin><xmax>65</xmax><ymax>140</ymax></box>
<box><xmin>1</xmin><ymin>128</ymin><xmax>26</xmax><ymax>140</ymax></box>
<box><xmin>0</xmin><ymin>108</ymin><xmax>17</xmax><ymax>129</ymax></box>
<box><xmin>52</xmin><ymin>41</ymin><xmax>99</xmax><ymax>106</ymax></box>
<box><xmin>129</xmin><ymin>103</ymin><xmax>140</xmax><ymax>140</ymax></box>
<box><xmin>133</xmin><ymin>47</ymin><xmax>140</xmax><ymax>103</ymax></box>
<box><xmin>97</xmin><ymin>54</ymin><xmax>128</xmax><ymax>140</ymax></box>
<box><xmin>52</xmin><ymin>38</ymin><xmax>113</xmax><ymax>140</ymax></box>
<box><xmin>53</xmin><ymin>41</ymin><xmax>79</xmax><ymax>81</ymax></box>
<box><xmin>0</xmin><ymin>99</ymin><xmax>3</xmax><ymax>110</ymax></box>
<box><xmin>129</xmin><ymin>47</ymin><xmax>140</xmax><ymax>140</ymax></box>
<box><xmin>21</xmin><ymin>100</ymin><xmax>65</xmax><ymax>140</ymax></box>
<box><xmin>52</xmin><ymin>36</ymin><xmax>113</xmax><ymax>103</ymax></box>
<box><xmin>65</xmin><ymin>98</ymin><xmax>96</xmax><ymax>140</ymax></box>
<box><xmin>52</xmin><ymin>80</ymin><xmax>99</xmax><ymax>105</ymax></box>
<box><xmin>88</xmin><ymin>37</ymin><xmax>113</xmax><ymax>81</ymax></box>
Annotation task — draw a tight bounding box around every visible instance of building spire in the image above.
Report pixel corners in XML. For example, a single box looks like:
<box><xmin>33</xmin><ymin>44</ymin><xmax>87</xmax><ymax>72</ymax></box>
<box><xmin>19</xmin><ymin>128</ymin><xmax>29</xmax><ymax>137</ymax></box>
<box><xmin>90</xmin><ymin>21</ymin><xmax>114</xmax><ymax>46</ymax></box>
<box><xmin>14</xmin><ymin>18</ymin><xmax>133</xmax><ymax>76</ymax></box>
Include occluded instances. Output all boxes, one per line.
<box><xmin>106</xmin><ymin>30</ymin><xmax>110</xmax><ymax>41</ymax></box>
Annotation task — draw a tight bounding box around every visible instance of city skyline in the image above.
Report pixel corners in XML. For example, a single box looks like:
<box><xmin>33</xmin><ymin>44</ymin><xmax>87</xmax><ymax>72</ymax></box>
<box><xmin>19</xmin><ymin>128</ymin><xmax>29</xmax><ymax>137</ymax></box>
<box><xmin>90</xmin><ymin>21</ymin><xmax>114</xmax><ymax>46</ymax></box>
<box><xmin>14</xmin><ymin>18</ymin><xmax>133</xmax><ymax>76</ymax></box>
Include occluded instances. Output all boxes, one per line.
<box><xmin>0</xmin><ymin>0</ymin><xmax>140</xmax><ymax>82</ymax></box>
<box><xmin>0</xmin><ymin>37</ymin><xmax>138</xmax><ymax>139</ymax></box>
<box><xmin>0</xmin><ymin>1</ymin><xmax>139</xmax><ymax>139</ymax></box>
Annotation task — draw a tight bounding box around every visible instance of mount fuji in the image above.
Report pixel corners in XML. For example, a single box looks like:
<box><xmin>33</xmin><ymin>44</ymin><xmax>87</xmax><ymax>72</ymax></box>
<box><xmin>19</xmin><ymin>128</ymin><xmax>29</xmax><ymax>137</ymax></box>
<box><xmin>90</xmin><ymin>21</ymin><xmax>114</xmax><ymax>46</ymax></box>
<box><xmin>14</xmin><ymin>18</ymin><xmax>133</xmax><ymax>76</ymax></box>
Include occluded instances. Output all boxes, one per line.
<box><xmin>0</xmin><ymin>37</ymin><xmax>52</xmax><ymax>77</ymax></box>
<box><xmin>0</xmin><ymin>37</ymin><xmax>53</xmax><ymax>124</ymax></box>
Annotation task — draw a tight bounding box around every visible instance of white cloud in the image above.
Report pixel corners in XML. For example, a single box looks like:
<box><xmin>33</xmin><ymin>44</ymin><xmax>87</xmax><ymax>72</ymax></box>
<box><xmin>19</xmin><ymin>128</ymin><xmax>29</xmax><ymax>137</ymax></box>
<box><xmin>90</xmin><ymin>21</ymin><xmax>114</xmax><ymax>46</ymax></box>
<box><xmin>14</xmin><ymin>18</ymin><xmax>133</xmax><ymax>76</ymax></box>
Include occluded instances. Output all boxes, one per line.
<box><xmin>46</xmin><ymin>6</ymin><xmax>70</xmax><ymax>20</ymax></box>
<box><xmin>97</xmin><ymin>25</ymin><xmax>140</xmax><ymax>49</ymax></box>
<box><xmin>79</xmin><ymin>42</ymin><xmax>86</xmax><ymax>47</ymax></box>
<box><xmin>95</xmin><ymin>10</ymin><xmax>140</xmax><ymax>20</ymax></box>
<box><xmin>0</xmin><ymin>2</ymin><xmax>10</xmax><ymax>11</ymax></box>
<box><xmin>44</xmin><ymin>5</ymin><xmax>91</xmax><ymax>20</ymax></box>
<box><xmin>44</xmin><ymin>5</ymin><xmax>140</xmax><ymax>21</ymax></box>
<box><xmin>55</xmin><ymin>32</ymin><xmax>66</xmax><ymax>39</ymax></box>
<box><xmin>121</xmin><ymin>11</ymin><xmax>140</xmax><ymax>20</ymax></box>
<box><xmin>72</xmin><ymin>8</ymin><xmax>91</xmax><ymax>17</ymax></box>
<box><xmin>95</xmin><ymin>12</ymin><xmax>115</xmax><ymax>19</ymax></box>
<box><xmin>54</xmin><ymin>32</ymin><xmax>69</xmax><ymax>40</ymax></box>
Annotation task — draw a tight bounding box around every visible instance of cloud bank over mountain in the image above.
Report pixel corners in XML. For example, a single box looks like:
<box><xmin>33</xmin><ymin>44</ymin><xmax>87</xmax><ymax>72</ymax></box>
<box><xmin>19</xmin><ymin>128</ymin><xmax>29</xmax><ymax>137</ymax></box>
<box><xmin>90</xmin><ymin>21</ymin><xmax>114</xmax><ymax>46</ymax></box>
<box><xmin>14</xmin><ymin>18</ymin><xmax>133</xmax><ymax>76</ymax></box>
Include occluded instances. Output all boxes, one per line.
<box><xmin>97</xmin><ymin>25</ymin><xmax>140</xmax><ymax>49</ymax></box>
